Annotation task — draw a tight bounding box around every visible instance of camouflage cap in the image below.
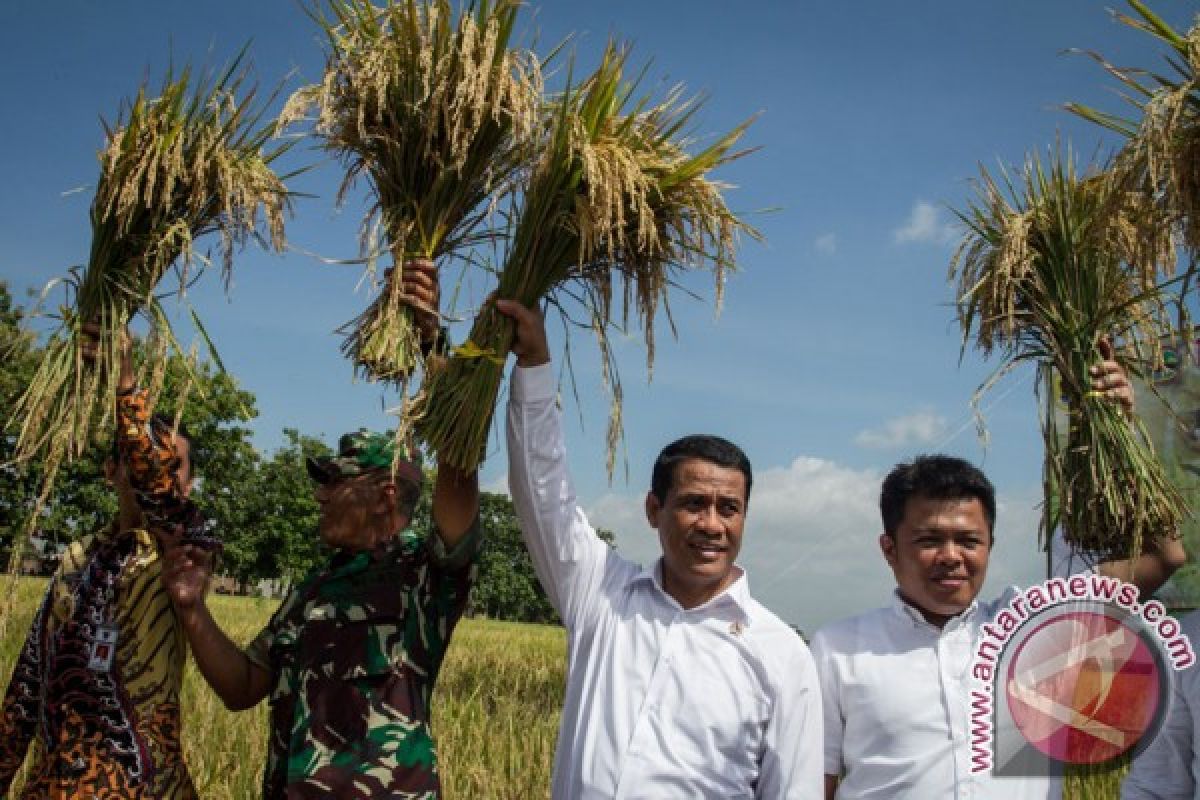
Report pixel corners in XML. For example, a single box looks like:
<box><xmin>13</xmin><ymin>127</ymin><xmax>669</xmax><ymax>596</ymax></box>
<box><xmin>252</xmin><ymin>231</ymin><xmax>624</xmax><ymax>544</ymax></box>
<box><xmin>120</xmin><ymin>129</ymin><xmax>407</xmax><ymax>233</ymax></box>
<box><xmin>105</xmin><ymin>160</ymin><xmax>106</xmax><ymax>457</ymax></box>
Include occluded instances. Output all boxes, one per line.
<box><xmin>305</xmin><ymin>430</ymin><xmax>423</xmax><ymax>487</ymax></box>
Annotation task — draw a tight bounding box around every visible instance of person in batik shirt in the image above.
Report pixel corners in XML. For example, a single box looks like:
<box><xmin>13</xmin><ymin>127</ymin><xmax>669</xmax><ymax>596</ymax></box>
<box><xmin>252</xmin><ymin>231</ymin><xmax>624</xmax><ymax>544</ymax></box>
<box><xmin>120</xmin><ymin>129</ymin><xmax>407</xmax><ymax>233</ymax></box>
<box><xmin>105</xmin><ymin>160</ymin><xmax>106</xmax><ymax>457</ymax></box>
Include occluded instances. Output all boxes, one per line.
<box><xmin>0</xmin><ymin>327</ymin><xmax>214</xmax><ymax>798</ymax></box>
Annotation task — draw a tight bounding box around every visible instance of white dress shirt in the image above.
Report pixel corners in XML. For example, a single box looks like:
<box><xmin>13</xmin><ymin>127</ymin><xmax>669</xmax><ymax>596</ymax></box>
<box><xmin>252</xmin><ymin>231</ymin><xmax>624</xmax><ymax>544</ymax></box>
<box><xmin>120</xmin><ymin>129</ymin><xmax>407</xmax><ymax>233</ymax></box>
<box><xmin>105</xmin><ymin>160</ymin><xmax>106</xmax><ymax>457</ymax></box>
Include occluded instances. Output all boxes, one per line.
<box><xmin>811</xmin><ymin>591</ymin><xmax>1061</xmax><ymax>800</ymax></box>
<box><xmin>1122</xmin><ymin>610</ymin><xmax>1200</xmax><ymax>800</ymax></box>
<box><xmin>507</xmin><ymin>363</ymin><xmax>823</xmax><ymax>799</ymax></box>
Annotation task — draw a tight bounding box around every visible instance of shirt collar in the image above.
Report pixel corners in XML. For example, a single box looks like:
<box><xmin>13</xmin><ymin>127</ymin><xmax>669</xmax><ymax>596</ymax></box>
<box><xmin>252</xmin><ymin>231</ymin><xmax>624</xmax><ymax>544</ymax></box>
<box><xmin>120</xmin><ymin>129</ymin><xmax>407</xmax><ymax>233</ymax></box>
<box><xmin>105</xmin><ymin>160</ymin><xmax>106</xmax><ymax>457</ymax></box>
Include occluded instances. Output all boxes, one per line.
<box><xmin>889</xmin><ymin>589</ymin><xmax>979</xmax><ymax>632</ymax></box>
<box><xmin>630</xmin><ymin>559</ymin><xmax>754</xmax><ymax>625</ymax></box>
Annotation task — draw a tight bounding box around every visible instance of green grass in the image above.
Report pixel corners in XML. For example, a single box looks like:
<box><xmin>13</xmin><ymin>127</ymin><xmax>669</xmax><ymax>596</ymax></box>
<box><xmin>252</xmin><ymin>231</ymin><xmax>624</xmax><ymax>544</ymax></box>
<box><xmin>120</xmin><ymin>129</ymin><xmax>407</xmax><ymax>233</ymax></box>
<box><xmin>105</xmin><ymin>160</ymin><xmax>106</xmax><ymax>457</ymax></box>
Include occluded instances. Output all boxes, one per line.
<box><xmin>0</xmin><ymin>580</ymin><xmax>1122</xmax><ymax>798</ymax></box>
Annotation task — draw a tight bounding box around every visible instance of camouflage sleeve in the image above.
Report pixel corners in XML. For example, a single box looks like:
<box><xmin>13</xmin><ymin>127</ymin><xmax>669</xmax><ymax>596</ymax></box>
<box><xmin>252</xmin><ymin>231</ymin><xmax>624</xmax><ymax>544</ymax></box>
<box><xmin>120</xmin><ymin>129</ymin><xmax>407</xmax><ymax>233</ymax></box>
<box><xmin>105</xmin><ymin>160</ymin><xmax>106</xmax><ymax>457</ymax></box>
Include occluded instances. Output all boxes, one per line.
<box><xmin>115</xmin><ymin>388</ymin><xmax>218</xmax><ymax>548</ymax></box>
<box><xmin>0</xmin><ymin>583</ymin><xmax>53</xmax><ymax>790</ymax></box>
<box><xmin>427</xmin><ymin>516</ymin><xmax>482</xmax><ymax>572</ymax></box>
<box><xmin>244</xmin><ymin>586</ymin><xmax>305</xmax><ymax>671</ymax></box>
<box><xmin>244</xmin><ymin>624</ymin><xmax>275</xmax><ymax>671</ymax></box>
<box><xmin>426</xmin><ymin>516</ymin><xmax>482</xmax><ymax>628</ymax></box>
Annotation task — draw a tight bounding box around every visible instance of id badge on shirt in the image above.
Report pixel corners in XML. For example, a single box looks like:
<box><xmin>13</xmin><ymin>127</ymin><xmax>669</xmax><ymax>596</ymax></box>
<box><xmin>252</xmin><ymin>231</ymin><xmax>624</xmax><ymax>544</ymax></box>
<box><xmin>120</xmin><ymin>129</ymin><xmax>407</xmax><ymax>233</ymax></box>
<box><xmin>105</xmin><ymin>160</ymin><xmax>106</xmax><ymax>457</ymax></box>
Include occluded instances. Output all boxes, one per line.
<box><xmin>88</xmin><ymin>624</ymin><xmax>119</xmax><ymax>672</ymax></box>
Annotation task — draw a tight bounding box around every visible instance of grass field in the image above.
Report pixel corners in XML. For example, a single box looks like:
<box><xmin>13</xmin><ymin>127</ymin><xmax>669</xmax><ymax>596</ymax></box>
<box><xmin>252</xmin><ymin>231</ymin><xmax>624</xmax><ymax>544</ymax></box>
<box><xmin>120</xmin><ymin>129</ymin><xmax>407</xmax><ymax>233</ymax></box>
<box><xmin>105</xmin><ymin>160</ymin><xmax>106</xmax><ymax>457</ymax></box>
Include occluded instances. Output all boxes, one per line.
<box><xmin>0</xmin><ymin>578</ymin><xmax>1125</xmax><ymax>798</ymax></box>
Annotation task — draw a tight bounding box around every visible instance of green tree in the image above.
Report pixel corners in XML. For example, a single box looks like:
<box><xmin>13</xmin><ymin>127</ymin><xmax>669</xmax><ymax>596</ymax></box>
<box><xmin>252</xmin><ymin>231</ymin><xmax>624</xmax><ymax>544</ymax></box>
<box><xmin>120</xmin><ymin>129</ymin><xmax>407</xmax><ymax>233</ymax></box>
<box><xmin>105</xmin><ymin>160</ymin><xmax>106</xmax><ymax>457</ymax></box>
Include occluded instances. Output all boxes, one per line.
<box><xmin>220</xmin><ymin>429</ymin><xmax>330</xmax><ymax>588</ymax></box>
<box><xmin>0</xmin><ymin>283</ymin><xmax>46</xmax><ymax>551</ymax></box>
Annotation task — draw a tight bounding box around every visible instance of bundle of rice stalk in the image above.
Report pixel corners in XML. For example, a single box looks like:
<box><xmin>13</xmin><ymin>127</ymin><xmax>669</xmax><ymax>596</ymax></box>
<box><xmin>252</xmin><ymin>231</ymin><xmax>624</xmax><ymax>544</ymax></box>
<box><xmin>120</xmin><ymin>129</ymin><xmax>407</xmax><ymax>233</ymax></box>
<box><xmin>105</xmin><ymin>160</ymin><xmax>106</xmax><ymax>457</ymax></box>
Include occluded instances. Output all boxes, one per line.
<box><xmin>413</xmin><ymin>44</ymin><xmax>757</xmax><ymax>474</ymax></box>
<box><xmin>951</xmin><ymin>147</ymin><xmax>1181</xmax><ymax>560</ymax></box>
<box><xmin>8</xmin><ymin>57</ymin><xmax>291</xmax><ymax>485</ymax></box>
<box><xmin>1067</xmin><ymin>1</ymin><xmax>1200</xmax><ymax>264</ymax></box>
<box><xmin>280</xmin><ymin>0</ymin><xmax>539</xmax><ymax>382</ymax></box>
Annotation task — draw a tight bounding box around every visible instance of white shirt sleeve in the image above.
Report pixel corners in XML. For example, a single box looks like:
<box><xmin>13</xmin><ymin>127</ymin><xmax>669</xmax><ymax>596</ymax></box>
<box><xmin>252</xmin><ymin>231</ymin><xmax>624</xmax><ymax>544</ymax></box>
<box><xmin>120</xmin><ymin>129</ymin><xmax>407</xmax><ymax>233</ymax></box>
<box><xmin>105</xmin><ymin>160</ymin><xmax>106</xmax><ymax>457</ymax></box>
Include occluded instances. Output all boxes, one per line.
<box><xmin>506</xmin><ymin>362</ymin><xmax>611</xmax><ymax>630</ymax></box>
<box><xmin>756</xmin><ymin>641</ymin><xmax>826</xmax><ymax>800</ymax></box>
<box><xmin>1121</xmin><ymin>650</ymin><xmax>1197</xmax><ymax>799</ymax></box>
<box><xmin>808</xmin><ymin>630</ymin><xmax>845</xmax><ymax>778</ymax></box>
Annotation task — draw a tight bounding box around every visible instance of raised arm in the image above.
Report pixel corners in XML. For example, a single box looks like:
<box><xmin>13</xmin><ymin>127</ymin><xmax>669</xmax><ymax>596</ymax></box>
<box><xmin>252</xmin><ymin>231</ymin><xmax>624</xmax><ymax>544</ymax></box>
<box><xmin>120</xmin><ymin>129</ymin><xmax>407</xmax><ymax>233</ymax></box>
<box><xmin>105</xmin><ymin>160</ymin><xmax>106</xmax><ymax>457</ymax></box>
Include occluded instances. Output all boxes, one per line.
<box><xmin>83</xmin><ymin>323</ymin><xmax>213</xmax><ymax>547</ymax></box>
<box><xmin>160</xmin><ymin>543</ymin><xmax>271</xmax><ymax>711</ymax></box>
<box><xmin>497</xmin><ymin>299</ymin><xmax>610</xmax><ymax>628</ymax></box>
<box><xmin>393</xmin><ymin>258</ymin><xmax>480</xmax><ymax>549</ymax></box>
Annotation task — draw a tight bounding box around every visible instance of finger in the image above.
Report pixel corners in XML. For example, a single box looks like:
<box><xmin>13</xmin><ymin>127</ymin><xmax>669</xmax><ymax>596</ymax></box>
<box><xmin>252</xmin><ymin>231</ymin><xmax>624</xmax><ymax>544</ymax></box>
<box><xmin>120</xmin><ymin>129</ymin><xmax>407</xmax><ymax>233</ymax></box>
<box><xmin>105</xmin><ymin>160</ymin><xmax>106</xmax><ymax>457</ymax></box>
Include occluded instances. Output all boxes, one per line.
<box><xmin>1097</xmin><ymin>336</ymin><xmax>1115</xmax><ymax>361</ymax></box>
<box><xmin>399</xmin><ymin>276</ymin><xmax>437</xmax><ymax>297</ymax></box>
<box><xmin>495</xmin><ymin>298</ymin><xmax>539</xmax><ymax>324</ymax></box>
<box><xmin>403</xmin><ymin>257</ymin><xmax>435</xmax><ymax>273</ymax></box>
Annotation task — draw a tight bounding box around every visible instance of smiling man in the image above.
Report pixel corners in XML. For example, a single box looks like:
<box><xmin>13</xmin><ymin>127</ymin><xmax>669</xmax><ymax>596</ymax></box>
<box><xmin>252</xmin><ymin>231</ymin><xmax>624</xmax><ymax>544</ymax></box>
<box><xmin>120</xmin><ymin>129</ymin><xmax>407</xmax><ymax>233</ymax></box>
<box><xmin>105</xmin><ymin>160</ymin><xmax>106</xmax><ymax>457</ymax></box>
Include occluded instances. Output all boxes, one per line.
<box><xmin>809</xmin><ymin>456</ymin><xmax>1056</xmax><ymax>800</ymax></box>
<box><xmin>498</xmin><ymin>298</ymin><xmax>822</xmax><ymax>799</ymax></box>
<box><xmin>810</xmin><ymin>352</ymin><xmax>1181</xmax><ymax>800</ymax></box>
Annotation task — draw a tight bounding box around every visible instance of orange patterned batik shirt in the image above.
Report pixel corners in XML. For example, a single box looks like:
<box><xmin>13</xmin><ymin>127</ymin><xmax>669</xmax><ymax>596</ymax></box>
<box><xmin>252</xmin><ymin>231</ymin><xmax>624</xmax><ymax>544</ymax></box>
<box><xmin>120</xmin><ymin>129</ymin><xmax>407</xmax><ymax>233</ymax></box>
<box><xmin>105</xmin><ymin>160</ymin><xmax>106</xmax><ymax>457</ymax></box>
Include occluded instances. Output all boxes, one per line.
<box><xmin>0</xmin><ymin>388</ymin><xmax>209</xmax><ymax>798</ymax></box>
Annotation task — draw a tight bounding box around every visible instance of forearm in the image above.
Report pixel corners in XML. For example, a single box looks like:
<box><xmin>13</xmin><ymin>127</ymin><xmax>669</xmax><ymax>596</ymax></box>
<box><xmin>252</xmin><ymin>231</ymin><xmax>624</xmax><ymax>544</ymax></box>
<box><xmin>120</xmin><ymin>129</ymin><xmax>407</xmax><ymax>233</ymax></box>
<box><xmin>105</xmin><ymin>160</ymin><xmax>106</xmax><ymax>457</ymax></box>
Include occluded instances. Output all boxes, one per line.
<box><xmin>432</xmin><ymin>461</ymin><xmax>479</xmax><ymax>549</ymax></box>
<box><xmin>176</xmin><ymin>601</ymin><xmax>270</xmax><ymax>711</ymax></box>
<box><xmin>1098</xmin><ymin>534</ymin><xmax>1188</xmax><ymax>597</ymax></box>
<box><xmin>506</xmin><ymin>362</ymin><xmax>608</xmax><ymax>625</ymax></box>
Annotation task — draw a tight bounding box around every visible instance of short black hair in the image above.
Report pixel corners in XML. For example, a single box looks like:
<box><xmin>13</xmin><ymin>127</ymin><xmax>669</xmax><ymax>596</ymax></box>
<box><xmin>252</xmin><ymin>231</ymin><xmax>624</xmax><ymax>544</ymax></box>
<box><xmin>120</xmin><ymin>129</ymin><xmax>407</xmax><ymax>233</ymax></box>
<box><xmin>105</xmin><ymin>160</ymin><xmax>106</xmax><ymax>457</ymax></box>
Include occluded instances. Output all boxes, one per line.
<box><xmin>880</xmin><ymin>454</ymin><xmax>995</xmax><ymax>536</ymax></box>
<box><xmin>650</xmin><ymin>434</ymin><xmax>752</xmax><ymax>504</ymax></box>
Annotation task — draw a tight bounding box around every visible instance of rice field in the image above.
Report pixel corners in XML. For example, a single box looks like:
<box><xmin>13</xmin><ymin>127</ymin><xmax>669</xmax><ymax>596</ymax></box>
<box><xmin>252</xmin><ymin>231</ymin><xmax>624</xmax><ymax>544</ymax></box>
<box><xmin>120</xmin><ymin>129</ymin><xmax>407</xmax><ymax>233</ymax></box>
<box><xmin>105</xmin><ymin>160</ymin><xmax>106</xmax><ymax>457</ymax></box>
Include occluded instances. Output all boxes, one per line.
<box><xmin>0</xmin><ymin>579</ymin><xmax>1125</xmax><ymax>798</ymax></box>
<box><xmin>0</xmin><ymin>578</ymin><xmax>562</xmax><ymax>799</ymax></box>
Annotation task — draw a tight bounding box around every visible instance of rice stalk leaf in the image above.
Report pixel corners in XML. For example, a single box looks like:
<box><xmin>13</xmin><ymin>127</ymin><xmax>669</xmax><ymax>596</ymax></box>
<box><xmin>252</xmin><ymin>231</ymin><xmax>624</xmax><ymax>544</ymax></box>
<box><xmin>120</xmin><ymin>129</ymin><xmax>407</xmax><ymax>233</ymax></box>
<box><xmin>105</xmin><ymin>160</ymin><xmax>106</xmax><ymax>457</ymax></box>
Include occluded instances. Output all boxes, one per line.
<box><xmin>6</xmin><ymin>55</ymin><xmax>293</xmax><ymax>489</ymax></box>
<box><xmin>950</xmin><ymin>144</ymin><xmax>1183</xmax><ymax>559</ymax></box>
<box><xmin>283</xmin><ymin>0</ymin><xmax>541</xmax><ymax>382</ymax></box>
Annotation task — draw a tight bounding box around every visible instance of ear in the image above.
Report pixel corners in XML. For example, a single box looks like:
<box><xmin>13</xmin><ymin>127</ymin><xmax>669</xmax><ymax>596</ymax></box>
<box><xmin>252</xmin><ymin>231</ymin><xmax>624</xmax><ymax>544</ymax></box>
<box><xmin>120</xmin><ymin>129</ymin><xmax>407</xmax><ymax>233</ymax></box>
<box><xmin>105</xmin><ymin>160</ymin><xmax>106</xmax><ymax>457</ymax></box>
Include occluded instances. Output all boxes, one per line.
<box><xmin>879</xmin><ymin>533</ymin><xmax>898</xmax><ymax>567</ymax></box>
<box><xmin>376</xmin><ymin>482</ymin><xmax>398</xmax><ymax>514</ymax></box>
<box><xmin>645</xmin><ymin>491</ymin><xmax>661</xmax><ymax>529</ymax></box>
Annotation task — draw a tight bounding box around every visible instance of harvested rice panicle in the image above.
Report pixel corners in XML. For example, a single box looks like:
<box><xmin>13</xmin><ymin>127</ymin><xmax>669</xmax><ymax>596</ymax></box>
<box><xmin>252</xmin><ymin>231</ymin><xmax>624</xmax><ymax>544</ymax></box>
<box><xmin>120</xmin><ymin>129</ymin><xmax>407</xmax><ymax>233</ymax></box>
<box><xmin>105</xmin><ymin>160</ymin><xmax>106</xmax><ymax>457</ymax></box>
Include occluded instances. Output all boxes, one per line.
<box><xmin>413</xmin><ymin>44</ymin><xmax>758</xmax><ymax>475</ymax></box>
<box><xmin>280</xmin><ymin>0</ymin><xmax>540</xmax><ymax>382</ymax></box>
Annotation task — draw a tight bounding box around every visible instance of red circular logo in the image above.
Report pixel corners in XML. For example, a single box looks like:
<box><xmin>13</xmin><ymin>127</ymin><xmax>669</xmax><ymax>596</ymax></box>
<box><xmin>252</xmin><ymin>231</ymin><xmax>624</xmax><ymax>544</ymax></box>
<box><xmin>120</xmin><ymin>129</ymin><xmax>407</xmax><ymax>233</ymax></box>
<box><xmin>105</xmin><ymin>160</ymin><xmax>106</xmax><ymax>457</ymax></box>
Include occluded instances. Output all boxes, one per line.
<box><xmin>1004</xmin><ymin>610</ymin><xmax>1162</xmax><ymax>765</ymax></box>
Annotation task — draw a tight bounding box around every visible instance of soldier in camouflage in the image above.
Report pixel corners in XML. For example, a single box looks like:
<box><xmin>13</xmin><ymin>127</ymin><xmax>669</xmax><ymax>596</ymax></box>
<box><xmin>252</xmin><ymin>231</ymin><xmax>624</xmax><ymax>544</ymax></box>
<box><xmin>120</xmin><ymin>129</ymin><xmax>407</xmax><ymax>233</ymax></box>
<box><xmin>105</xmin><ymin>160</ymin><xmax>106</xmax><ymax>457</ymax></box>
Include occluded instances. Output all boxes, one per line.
<box><xmin>161</xmin><ymin>260</ymin><xmax>481</xmax><ymax>798</ymax></box>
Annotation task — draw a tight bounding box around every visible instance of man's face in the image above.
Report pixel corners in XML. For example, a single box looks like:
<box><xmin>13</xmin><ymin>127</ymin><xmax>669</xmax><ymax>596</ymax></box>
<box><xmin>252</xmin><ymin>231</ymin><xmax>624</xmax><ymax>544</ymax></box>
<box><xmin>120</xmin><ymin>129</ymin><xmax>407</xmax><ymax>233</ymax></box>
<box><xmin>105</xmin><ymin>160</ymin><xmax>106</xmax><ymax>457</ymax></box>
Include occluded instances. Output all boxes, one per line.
<box><xmin>645</xmin><ymin>458</ymin><xmax>747</xmax><ymax>609</ymax></box>
<box><xmin>880</xmin><ymin>494</ymin><xmax>992</xmax><ymax>627</ymax></box>
<box><xmin>314</xmin><ymin>472</ymin><xmax>405</xmax><ymax>552</ymax></box>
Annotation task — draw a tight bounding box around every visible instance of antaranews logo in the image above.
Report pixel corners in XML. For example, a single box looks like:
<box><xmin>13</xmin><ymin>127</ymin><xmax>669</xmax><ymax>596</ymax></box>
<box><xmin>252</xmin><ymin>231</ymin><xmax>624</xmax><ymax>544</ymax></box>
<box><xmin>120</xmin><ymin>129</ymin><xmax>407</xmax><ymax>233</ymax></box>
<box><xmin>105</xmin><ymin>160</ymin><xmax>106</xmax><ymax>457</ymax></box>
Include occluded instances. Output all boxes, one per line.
<box><xmin>969</xmin><ymin>574</ymin><xmax>1194</xmax><ymax>776</ymax></box>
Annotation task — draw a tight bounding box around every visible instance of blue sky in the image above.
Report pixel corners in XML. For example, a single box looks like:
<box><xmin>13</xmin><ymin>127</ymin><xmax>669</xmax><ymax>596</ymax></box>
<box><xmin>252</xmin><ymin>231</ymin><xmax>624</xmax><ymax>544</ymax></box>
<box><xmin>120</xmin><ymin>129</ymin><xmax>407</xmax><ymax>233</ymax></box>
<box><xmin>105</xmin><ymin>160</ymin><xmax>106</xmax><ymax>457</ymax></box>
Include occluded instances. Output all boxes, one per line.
<box><xmin>0</xmin><ymin>1</ymin><xmax>1188</xmax><ymax>632</ymax></box>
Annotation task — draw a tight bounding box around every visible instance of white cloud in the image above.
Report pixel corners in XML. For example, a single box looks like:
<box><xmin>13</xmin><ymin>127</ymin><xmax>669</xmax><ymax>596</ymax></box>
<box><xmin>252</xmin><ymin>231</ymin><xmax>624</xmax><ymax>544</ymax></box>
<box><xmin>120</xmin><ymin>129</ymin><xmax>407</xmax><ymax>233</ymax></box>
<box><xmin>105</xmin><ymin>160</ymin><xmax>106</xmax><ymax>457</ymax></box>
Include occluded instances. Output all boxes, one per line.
<box><xmin>893</xmin><ymin>200</ymin><xmax>956</xmax><ymax>245</ymax></box>
<box><xmin>854</xmin><ymin>410</ymin><xmax>949</xmax><ymax>450</ymax></box>
<box><xmin>585</xmin><ymin>454</ymin><xmax>1046</xmax><ymax>637</ymax></box>
<box><xmin>814</xmin><ymin>232</ymin><xmax>837</xmax><ymax>255</ymax></box>
<box><xmin>481</xmin><ymin>471</ymin><xmax>510</xmax><ymax>496</ymax></box>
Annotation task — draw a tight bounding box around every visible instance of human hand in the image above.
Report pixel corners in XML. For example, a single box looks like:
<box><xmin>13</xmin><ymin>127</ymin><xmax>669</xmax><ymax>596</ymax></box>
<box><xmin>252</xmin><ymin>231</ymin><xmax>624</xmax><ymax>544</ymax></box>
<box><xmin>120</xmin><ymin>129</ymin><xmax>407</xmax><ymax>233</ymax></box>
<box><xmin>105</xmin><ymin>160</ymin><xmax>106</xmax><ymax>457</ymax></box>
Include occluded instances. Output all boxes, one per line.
<box><xmin>1090</xmin><ymin>337</ymin><xmax>1134</xmax><ymax>417</ymax></box>
<box><xmin>160</xmin><ymin>543</ymin><xmax>213</xmax><ymax>613</ymax></box>
<box><xmin>386</xmin><ymin>258</ymin><xmax>440</xmax><ymax>343</ymax></box>
<box><xmin>80</xmin><ymin>322</ymin><xmax>134</xmax><ymax>392</ymax></box>
<box><xmin>494</xmin><ymin>298</ymin><xmax>550</xmax><ymax>368</ymax></box>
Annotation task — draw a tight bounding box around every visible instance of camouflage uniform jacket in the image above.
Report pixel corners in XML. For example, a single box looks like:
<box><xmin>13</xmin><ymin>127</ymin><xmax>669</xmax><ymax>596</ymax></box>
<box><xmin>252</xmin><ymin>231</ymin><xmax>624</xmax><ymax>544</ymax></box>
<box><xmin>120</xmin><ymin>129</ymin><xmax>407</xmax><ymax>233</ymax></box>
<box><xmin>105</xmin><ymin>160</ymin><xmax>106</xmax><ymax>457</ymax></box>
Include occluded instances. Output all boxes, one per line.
<box><xmin>0</xmin><ymin>388</ymin><xmax>205</xmax><ymax>798</ymax></box>
<box><xmin>244</xmin><ymin>521</ymin><xmax>481</xmax><ymax>799</ymax></box>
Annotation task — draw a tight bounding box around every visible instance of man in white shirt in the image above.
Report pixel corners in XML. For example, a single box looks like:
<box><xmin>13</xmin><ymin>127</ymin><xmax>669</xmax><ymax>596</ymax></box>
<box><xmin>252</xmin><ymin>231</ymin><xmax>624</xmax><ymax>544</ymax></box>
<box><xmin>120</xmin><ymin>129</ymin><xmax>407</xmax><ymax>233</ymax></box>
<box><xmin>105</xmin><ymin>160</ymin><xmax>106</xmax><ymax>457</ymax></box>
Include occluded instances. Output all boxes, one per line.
<box><xmin>811</xmin><ymin>353</ymin><xmax>1182</xmax><ymax>800</ymax></box>
<box><xmin>1121</xmin><ymin>610</ymin><xmax>1200</xmax><ymax>800</ymax></box>
<box><xmin>811</xmin><ymin>455</ymin><xmax>1060</xmax><ymax>800</ymax></box>
<box><xmin>497</xmin><ymin>298</ymin><xmax>823</xmax><ymax>799</ymax></box>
